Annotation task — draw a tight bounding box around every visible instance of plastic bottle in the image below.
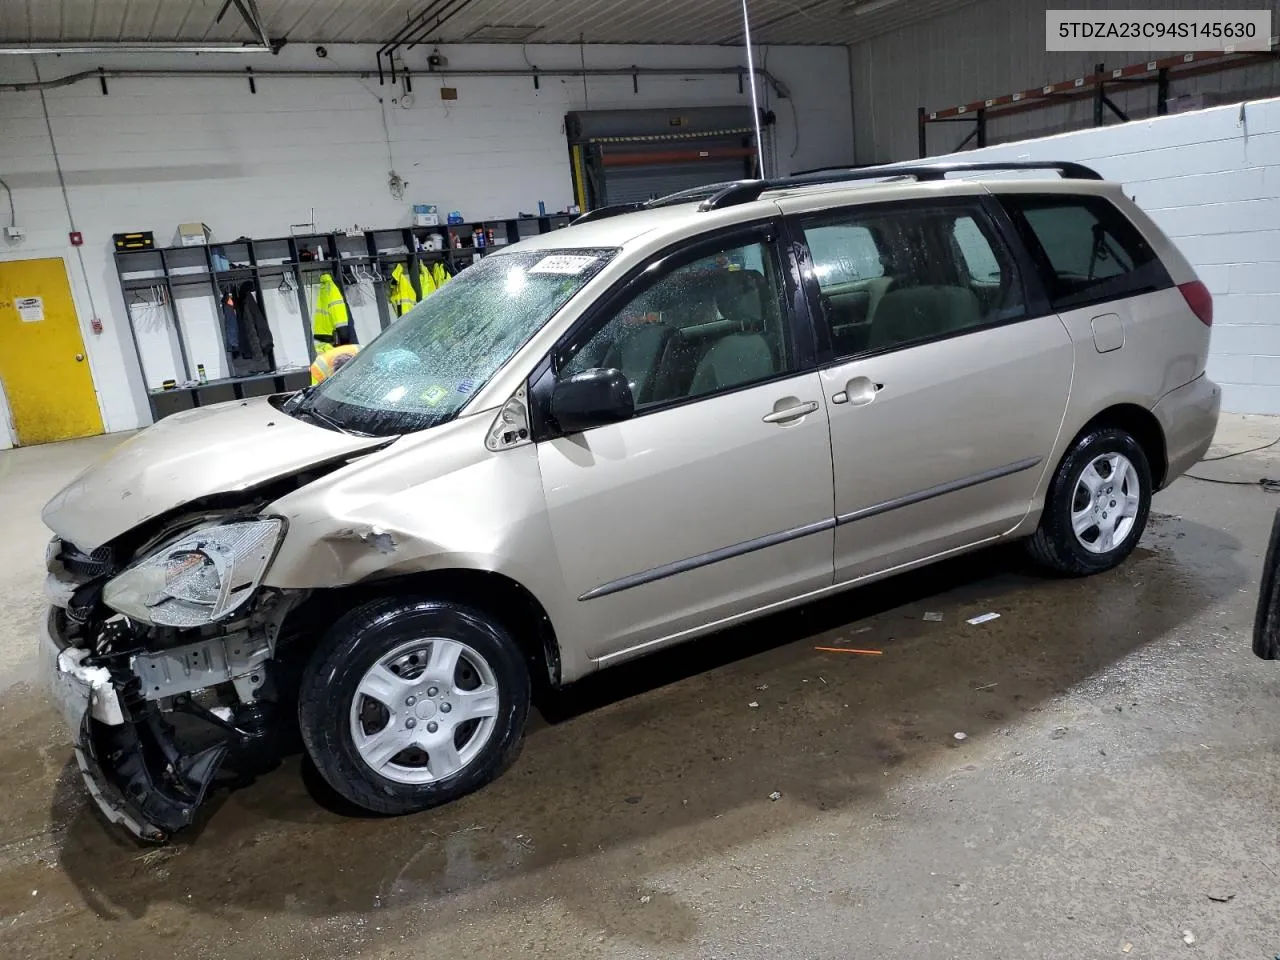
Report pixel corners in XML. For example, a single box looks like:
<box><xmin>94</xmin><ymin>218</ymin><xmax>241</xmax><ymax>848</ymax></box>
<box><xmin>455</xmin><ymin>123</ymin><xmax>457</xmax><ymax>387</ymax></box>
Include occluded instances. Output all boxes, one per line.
<box><xmin>197</xmin><ymin>364</ymin><xmax>208</xmax><ymax>384</ymax></box>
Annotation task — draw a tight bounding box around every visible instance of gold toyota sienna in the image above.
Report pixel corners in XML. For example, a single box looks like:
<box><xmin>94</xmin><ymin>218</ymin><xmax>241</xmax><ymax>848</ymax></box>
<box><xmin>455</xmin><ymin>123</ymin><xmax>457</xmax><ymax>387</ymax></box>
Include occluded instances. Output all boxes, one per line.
<box><xmin>40</xmin><ymin>162</ymin><xmax>1221</xmax><ymax>840</ymax></box>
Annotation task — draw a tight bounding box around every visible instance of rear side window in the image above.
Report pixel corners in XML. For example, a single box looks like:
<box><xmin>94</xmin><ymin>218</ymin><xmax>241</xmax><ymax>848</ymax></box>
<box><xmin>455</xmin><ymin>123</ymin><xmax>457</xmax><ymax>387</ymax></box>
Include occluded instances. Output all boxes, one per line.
<box><xmin>805</xmin><ymin>224</ymin><xmax>885</xmax><ymax>285</ymax></box>
<box><xmin>952</xmin><ymin>216</ymin><xmax>1002</xmax><ymax>281</ymax></box>
<box><xmin>800</xmin><ymin>201</ymin><xmax>1026</xmax><ymax>359</ymax></box>
<box><xmin>1002</xmin><ymin>194</ymin><xmax>1172</xmax><ymax>311</ymax></box>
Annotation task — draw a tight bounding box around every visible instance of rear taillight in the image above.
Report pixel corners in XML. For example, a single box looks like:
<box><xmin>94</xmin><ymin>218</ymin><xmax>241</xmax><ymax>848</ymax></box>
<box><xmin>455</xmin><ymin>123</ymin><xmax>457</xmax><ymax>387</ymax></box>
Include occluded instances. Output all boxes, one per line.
<box><xmin>1178</xmin><ymin>280</ymin><xmax>1213</xmax><ymax>327</ymax></box>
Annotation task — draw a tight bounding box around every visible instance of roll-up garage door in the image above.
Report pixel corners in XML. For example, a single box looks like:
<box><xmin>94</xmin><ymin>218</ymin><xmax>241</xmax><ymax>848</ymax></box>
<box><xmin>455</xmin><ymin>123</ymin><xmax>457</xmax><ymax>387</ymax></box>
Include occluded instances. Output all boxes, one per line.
<box><xmin>567</xmin><ymin>107</ymin><xmax>774</xmax><ymax>211</ymax></box>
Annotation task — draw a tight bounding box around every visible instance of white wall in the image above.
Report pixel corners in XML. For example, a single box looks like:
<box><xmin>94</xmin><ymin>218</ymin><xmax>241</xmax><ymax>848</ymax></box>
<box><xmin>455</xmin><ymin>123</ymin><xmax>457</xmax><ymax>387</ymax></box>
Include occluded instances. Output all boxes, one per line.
<box><xmin>0</xmin><ymin>42</ymin><xmax>854</xmax><ymax>447</ymax></box>
<box><xmin>928</xmin><ymin>95</ymin><xmax>1280</xmax><ymax>415</ymax></box>
<box><xmin>852</xmin><ymin>0</ymin><xmax>1280</xmax><ymax>163</ymax></box>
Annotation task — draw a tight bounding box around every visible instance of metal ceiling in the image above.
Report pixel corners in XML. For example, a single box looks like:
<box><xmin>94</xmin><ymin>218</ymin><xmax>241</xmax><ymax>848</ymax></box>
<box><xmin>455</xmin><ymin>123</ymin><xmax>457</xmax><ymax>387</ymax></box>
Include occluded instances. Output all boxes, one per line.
<box><xmin>0</xmin><ymin>0</ymin><xmax>982</xmax><ymax>48</ymax></box>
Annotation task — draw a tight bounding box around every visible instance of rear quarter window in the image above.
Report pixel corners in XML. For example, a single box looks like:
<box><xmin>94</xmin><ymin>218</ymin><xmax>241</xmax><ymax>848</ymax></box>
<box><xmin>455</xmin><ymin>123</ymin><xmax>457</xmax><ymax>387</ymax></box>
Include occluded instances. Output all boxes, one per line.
<box><xmin>1001</xmin><ymin>194</ymin><xmax>1172</xmax><ymax>311</ymax></box>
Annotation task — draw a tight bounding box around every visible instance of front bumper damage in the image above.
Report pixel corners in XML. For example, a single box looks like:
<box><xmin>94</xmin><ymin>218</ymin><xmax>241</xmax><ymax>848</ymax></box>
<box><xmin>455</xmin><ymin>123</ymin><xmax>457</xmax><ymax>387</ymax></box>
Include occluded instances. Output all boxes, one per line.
<box><xmin>42</xmin><ymin>609</ymin><xmax>233</xmax><ymax>842</ymax></box>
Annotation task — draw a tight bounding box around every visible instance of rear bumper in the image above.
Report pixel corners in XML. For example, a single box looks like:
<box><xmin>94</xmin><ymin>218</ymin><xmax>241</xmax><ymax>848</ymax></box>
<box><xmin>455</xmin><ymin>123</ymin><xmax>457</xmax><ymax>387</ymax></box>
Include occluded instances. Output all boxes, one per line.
<box><xmin>1153</xmin><ymin>374</ymin><xmax>1221</xmax><ymax>487</ymax></box>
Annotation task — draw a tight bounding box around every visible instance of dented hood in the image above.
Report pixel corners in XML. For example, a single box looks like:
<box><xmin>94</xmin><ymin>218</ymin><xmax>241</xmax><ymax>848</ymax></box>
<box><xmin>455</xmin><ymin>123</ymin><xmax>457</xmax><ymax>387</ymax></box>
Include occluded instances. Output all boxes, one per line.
<box><xmin>42</xmin><ymin>397</ymin><xmax>391</xmax><ymax>550</ymax></box>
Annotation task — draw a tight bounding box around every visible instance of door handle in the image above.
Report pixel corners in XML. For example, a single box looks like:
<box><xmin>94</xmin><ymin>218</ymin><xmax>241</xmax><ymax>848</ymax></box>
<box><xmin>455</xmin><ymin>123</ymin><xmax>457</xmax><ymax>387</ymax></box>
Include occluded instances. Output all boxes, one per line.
<box><xmin>831</xmin><ymin>377</ymin><xmax>882</xmax><ymax>406</ymax></box>
<box><xmin>762</xmin><ymin>400</ymin><xmax>819</xmax><ymax>424</ymax></box>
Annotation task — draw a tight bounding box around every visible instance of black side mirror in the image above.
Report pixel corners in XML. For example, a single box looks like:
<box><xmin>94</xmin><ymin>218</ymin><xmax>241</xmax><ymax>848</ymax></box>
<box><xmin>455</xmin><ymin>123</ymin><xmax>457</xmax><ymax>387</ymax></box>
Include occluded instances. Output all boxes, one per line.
<box><xmin>551</xmin><ymin>368</ymin><xmax>635</xmax><ymax>434</ymax></box>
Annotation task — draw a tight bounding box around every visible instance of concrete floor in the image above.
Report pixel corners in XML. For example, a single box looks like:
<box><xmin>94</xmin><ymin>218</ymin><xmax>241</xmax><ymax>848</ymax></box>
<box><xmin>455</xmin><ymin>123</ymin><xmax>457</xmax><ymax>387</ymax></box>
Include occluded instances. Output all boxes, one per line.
<box><xmin>1</xmin><ymin>417</ymin><xmax>1278</xmax><ymax>960</ymax></box>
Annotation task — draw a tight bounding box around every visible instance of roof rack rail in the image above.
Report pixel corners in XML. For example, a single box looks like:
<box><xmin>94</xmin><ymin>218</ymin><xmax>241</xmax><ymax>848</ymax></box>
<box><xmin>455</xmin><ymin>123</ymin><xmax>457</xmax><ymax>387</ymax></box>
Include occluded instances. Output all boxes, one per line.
<box><xmin>571</xmin><ymin>203</ymin><xmax>644</xmax><ymax>226</ymax></box>
<box><xmin>570</xmin><ymin>180</ymin><xmax>748</xmax><ymax>225</ymax></box>
<box><xmin>696</xmin><ymin>160</ymin><xmax>1104</xmax><ymax>211</ymax></box>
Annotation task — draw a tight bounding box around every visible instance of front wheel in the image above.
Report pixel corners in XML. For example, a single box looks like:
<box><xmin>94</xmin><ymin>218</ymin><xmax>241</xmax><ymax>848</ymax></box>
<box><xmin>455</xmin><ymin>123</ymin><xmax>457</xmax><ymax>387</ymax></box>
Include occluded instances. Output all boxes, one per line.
<box><xmin>298</xmin><ymin>597</ymin><xmax>531</xmax><ymax>816</ymax></box>
<box><xmin>1026</xmin><ymin>426</ymin><xmax>1152</xmax><ymax>576</ymax></box>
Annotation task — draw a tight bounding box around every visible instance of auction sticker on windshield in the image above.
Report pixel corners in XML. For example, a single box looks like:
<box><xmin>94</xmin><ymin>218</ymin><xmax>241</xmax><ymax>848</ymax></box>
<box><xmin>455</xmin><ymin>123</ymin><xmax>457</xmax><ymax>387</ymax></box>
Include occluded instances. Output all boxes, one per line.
<box><xmin>529</xmin><ymin>255</ymin><xmax>599</xmax><ymax>275</ymax></box>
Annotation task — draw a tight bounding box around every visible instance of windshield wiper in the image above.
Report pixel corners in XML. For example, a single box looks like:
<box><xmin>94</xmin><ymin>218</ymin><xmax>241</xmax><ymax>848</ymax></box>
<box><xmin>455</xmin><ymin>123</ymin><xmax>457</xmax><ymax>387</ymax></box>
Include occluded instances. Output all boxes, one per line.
<box><xmin>282</xmin><ymin>385</ymin><xmax>352</xmax><ymax>434</ymax></box>
<box><xmin>298</xmin><ymin>406</ymin><xmax>350</xmax><ymax>433</ymax></box>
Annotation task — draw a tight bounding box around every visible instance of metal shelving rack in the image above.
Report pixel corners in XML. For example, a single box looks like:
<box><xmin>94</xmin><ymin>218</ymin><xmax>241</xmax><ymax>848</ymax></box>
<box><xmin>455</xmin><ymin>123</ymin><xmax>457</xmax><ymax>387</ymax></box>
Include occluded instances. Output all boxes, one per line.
<box><xmin>113</xmin><ymin>213</ymin><xmax>574</xmax><ymax>422</ymax></box>
<box><xmin>917</xmin><ymin>42</ymin><xmax>1280</xmax><ymax>157</ymax></box>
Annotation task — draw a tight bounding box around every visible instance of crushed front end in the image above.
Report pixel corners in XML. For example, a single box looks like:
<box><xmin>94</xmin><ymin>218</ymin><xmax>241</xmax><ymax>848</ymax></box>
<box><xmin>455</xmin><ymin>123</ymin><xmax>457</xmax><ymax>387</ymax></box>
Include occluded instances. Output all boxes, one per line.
<box><xmin>42</xmin><ymin>523</ymin><xmax>301</xmax><ymax>843</ymax></box>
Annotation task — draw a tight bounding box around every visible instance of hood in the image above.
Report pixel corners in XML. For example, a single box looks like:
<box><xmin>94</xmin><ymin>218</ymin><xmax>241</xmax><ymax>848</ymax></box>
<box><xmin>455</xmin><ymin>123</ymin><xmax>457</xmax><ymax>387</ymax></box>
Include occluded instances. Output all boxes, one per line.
<box><xmin>43</xmin><ymin>397</ymin><xmax>391</xmax><ymax>550</ymax></box>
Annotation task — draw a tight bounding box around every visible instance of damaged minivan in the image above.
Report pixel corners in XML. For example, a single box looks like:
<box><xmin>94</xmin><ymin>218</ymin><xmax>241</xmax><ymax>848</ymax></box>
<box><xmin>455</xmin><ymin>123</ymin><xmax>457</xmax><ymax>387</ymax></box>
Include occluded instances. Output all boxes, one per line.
<box><xmin>42</xmin><ymin>162</ymin><xmax>1220</xmax><ymax>840</ymax></box>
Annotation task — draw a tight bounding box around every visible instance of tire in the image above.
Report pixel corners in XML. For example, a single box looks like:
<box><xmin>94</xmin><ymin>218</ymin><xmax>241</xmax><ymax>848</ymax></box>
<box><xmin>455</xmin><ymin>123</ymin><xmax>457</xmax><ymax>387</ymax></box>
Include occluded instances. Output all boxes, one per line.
<box><xmin>1026</xmin><ymin>426</ymin><xmax>1152</xmax><ymax>577</ymax></box>
<box><xmin>1252</xmin><ymin>508</ymin><xmax>1280</xmax><ymax>660</ymax></box>
<box><xmin>297</xmin><ymin>597</ymin><xmax>530</xmax><ymax>816</ymax></box>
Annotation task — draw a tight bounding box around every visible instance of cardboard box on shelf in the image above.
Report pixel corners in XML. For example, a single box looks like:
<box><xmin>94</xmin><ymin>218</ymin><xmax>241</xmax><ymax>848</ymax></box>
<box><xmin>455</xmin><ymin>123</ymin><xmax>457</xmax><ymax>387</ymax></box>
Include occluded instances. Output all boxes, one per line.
<box><xmin>177</xmin><ymin>222</ymin><xmax>212</xmax><ymax>246</ymax></box>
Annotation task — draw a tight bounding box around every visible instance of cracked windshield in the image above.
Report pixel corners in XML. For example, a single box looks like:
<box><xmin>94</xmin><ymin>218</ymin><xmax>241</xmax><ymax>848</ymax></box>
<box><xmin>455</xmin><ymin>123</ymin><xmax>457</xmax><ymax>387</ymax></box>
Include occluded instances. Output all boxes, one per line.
<box><xmin>295</xmin><ymin>248</ymin><xmax>616</xmax><ymax>435</ymax></box>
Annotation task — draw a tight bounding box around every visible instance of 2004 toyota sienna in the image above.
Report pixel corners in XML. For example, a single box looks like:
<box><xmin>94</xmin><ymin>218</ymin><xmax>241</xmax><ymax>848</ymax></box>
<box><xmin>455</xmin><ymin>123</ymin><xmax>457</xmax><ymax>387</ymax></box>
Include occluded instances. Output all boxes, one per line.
<box><xmin>40</xmin><ymin>161</ymin><xmax>1220</xmax><ymax>840</ymax></box>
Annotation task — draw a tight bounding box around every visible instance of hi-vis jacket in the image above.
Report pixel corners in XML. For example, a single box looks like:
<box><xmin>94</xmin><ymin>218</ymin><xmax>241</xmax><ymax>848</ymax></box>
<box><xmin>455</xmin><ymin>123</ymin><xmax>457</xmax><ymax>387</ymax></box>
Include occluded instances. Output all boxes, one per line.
<box><xmin>312</xmin><ymin>273</ymin><xmax>350</xmax><ymax>353</ymax></box>
<box><xmin>389</xmin><ymin>263</ymin><xmax>417</xmax><ymax>317</ymax></box>
<box><xmin>417</xmin><ymin>261</ymin><xmax>437</xmax><ymax>300</ymax></box>
<box><xmin>431</xmin><ymin>261</ymin><xmax>450</xmax><ymax>290</ymax></box>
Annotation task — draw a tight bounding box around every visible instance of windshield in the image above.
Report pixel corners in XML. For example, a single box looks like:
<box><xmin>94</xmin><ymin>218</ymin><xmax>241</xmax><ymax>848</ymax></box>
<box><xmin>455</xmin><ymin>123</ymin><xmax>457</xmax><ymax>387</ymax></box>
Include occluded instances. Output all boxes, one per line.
<box><xmin>292</xmin><ymin>248</ymin><xmax>616</xmax><ymax>436</ymax></box>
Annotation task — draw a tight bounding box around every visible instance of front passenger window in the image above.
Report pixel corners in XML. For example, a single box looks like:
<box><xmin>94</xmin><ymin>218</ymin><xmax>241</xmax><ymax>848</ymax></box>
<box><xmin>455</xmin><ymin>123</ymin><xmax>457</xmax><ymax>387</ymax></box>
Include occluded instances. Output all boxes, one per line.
<box><xmin>559</xmin><ymin>239</ymin><xmax>795</xmax><ymax>409</ymax></box>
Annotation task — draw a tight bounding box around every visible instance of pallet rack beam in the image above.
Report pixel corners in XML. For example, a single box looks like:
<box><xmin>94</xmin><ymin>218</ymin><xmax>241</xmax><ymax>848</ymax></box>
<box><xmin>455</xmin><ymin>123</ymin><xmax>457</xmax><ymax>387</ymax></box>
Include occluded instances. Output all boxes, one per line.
<box><xmin>918</xmin><ymin>41</ymin><xmax>1280</xmax><ymax>157</ymax></box>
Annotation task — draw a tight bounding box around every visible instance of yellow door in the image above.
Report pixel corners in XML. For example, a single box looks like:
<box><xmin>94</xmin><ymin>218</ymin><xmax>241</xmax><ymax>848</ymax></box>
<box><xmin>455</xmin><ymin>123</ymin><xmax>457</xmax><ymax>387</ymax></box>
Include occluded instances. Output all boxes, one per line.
<box><xmin>0</xmin><ymin>258</ymin><xmax>103</xmax><ymax>445</ymax></box>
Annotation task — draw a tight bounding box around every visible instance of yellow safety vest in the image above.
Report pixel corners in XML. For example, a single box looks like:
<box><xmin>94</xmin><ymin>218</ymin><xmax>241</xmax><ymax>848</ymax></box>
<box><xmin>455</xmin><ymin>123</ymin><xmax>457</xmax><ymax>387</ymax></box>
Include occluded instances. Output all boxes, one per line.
<box><xmin>389</xmin><ymin>263</ymin><xmax>417</xmax><ymax>316</ymax></box>
<box><xmin>312</xmin><ymin>273</ymin><xmax>350</xmax><ymax>354</ymax></box>
<box><xmin>310</xmin><ymin>344</ymin><xmax>360</xmax><ymax>385</ymax></box>
<box><xmin>431</xmin><ymin>261</ymin><xmax>450</xmax><ymax>290</ymax></box>
<box><xmin>418</xmin><ymin>261</ymin><xmax>437</xmax><ymax>300</ymax></box>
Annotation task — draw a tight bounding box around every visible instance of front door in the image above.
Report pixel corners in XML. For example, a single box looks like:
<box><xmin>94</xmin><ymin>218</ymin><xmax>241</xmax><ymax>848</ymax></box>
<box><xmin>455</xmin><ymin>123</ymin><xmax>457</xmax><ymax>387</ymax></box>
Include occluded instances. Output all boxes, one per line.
<box><xmin>0</xmin><ymin>258</ymin><xmax>103</xmax><ymax>444</ymax></box>
<box><xmin>788</xmin><ymin>196</ymin><xmax>1074</xmax><ymax>583</ymax></box>
<box><xmin>535</xmin><ymin>226</ymin><xmax>835</xmax><ymax>664</ymax></box>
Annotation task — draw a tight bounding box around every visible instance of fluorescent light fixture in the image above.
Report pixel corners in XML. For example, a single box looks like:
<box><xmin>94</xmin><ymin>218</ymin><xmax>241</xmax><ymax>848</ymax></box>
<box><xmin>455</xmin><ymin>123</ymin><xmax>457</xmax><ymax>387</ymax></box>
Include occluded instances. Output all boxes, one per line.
<box><xmin>462</xmin><ymin>24</ymin><xmax>543</xmax><ymax>42</ymax></box>
<box><xmin>0</xmin><ymin>42</ymin><xmax>273</xmax><ymax>54</ymax></box>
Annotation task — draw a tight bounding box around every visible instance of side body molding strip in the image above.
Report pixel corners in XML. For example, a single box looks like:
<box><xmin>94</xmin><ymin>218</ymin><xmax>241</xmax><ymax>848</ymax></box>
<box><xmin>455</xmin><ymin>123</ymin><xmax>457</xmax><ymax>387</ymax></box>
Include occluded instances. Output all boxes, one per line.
<box><xmin>578</xmin><ymin>456</ymin><xmax>1043</xmax><ymax>601</ymax></box>
<box><xmin>578</xmin><ymin>518</ymin><xmax>836</xmax><ymax>601</ymax></box>
<box><xmin>835</xmin><ymin>456</ymin><xmax>1042</xmax><ymax>526</ymax></box>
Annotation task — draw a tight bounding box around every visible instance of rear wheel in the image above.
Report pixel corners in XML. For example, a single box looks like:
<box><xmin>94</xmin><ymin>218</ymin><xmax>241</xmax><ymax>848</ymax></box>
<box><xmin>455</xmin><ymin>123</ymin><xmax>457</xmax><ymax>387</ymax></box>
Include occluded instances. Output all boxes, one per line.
<box><xmin>298</xmin><ymin>597</ymin><xmax>530</xmax><ymax>815</ymax></box>
<box><xmin>1026</xmin><ymin>426</ymin><xmax>1152</xmax><ymax>576</ymax></box>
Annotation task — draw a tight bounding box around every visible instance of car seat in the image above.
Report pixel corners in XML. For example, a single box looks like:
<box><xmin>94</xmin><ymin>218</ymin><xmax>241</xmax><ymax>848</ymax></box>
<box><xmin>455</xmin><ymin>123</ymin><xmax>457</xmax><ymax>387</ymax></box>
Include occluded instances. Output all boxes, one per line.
<box><xmin>866</xmin><ymin>285</ymin><xmax>982</xmax><ymax>350</ymax></box>
<box><xmin>687</xmin><ymin>270</ymin><xmax>777</xmax><ymax>395</ymax></box>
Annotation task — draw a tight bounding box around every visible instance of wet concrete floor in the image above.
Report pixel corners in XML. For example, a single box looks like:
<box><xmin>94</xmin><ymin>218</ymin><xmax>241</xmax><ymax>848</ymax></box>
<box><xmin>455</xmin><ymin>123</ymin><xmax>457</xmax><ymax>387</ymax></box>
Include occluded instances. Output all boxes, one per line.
<box><xmin>1</xmin><ymin>424</ymin><xmax>1278</xmax><ymax>959</ymax></box>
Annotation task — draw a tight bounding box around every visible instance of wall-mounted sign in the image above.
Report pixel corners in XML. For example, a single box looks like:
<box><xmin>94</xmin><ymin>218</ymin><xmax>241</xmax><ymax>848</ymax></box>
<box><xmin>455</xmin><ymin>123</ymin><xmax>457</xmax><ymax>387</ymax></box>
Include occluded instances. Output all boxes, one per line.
<box><xmin>16</xmin><ymin>296</ymin><xmax>43</xmax><ymax>322</ymax></box>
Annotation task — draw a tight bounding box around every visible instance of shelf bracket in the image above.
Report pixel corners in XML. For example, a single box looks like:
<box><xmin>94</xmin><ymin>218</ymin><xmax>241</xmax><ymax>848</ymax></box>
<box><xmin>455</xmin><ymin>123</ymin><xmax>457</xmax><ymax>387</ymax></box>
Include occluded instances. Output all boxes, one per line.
<box><xmin>246</xmin><ymin>66</ymin><xmax>256</xmax><ymax>95</ymax></box>
<box><xmin>98</xmin><ymin>66</ymin><xmax>108</xmax><ymax>96</ymax></box>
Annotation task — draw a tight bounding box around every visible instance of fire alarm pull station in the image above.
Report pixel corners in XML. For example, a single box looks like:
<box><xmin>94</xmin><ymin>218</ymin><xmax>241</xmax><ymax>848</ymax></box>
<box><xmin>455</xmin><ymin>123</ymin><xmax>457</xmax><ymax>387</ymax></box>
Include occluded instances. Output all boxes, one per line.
<box><xmin>69</xmin><ymin>231</ymin><xmax>83</xmax><ymax>246</ymax></box>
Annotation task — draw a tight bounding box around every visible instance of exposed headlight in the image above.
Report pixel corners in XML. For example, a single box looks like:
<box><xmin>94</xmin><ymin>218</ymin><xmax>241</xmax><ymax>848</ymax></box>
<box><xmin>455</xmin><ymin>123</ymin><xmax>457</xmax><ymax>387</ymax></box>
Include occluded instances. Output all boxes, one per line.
<box><xmin>103</xmin><ymin>518</ymin><xmax>284</xmax><ymax>628</ymax></box>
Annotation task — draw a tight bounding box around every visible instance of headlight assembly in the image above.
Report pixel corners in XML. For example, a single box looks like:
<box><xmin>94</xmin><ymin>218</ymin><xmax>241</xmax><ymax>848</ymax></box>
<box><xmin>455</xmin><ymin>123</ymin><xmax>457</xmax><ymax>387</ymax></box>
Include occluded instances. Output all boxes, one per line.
<box><xmin>103</xmin><ymin>518</ymin><xmax>284</xmax><ymax>628</ymax></box>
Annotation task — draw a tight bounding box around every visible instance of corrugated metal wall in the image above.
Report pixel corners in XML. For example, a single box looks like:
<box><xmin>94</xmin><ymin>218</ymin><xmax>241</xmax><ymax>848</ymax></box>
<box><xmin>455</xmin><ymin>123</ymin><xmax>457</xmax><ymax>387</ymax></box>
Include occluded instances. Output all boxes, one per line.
<box><xmin>852</xmin><ymin>0</ymin><xmax>1280</xmax><ymax>162</ymax></box>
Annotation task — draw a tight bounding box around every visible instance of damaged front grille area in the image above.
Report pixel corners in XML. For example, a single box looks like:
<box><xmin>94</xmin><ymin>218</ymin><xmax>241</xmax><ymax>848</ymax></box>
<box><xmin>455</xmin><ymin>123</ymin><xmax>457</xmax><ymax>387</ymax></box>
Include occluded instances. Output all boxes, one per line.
<box><xmin>60</xmin><ymin>541</ymin><xmax>114</xmax><ymax>578</ymax></box>
<box><xmin>51</xmin><ymin>588</ymin><xmax>302</xmax><ymax>842</ymax></box>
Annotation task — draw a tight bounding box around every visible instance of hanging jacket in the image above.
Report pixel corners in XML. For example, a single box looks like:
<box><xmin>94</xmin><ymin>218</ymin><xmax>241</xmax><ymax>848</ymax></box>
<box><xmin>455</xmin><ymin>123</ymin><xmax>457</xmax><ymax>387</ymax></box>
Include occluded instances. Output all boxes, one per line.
<box><xmin>417</xmin><ymin>261</ymin><xmax>437</xmax><ymax>300</ymax></box>
<box><xmin>431</xmin><ymin>261</ymin><xmax>450</xmax><ymax>290</ymax></box>
<box><xmin>389</xmin><ymin>263</ymin><xmax>417</xmax><ymax>316</ymax></box>
<box><xmin>312</xmin><ymin>273</ymin><xmax>350</xmax><ymax>354</ymax></box>
<box><xmin>235</xmin><ymin>282</ymin><xmax>274</xmax><ymax>359</ymax></box>
<box><xmin>220</xmin><ymin>291</ymin><xmax>241</xmax><ymax>356</ymax></box>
